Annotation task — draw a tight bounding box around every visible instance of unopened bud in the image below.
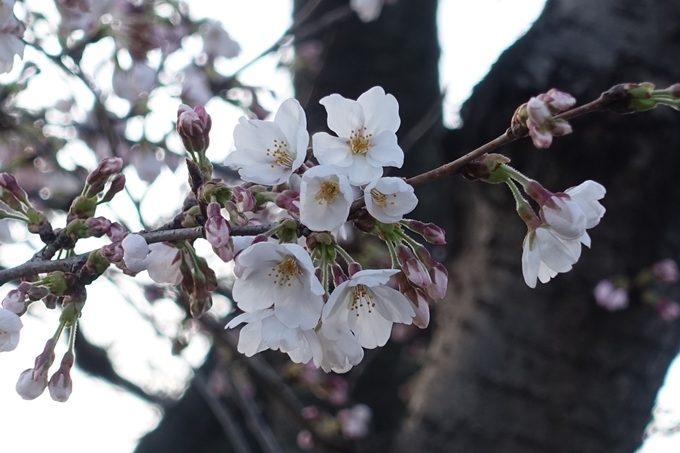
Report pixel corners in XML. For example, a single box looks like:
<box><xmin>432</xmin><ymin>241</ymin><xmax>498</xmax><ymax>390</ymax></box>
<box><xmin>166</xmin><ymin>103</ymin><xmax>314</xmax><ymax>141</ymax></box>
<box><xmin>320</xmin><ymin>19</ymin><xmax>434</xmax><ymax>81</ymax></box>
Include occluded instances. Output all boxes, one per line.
<box><xmin>234</xmin><ymin>186</ymin><xmax>256</xmax><ymax>212</ymax></box>
<box><xmin>400</xmin><ymin>219</ymin><xmax>446</xmax><ymax>244</ymax></box>
<box><xmin>177</xmin><ymin>104</ymin><xmax>212</xmax><ymax>153</ymax></box>
<box><xmin>0</xmin><ymin>173</ymin><xmax>30</xmax><ymax>206</ymax></box>
<box><xmin>42</xmin><ymin>271</ymin><xmax>76</xmax><ymax>296</ymax></box>
<box><xmin>48</xmin><ymin>351</ymin><xmax>74</xmax><ymax>402</ymax></box>
<box><xmin>100</xmin><ymin>173</ymin><xmax>126</xmax><ymax>203</ymax></box>
<box><xmin>68</xmin><ymin>196</ymin><xmax>98</xmax><ymax>220</ymax></box>
<box><xmin>275</xmin><ymin>190</ymin><xmax>300</xmax><ymax>215</ymax></box>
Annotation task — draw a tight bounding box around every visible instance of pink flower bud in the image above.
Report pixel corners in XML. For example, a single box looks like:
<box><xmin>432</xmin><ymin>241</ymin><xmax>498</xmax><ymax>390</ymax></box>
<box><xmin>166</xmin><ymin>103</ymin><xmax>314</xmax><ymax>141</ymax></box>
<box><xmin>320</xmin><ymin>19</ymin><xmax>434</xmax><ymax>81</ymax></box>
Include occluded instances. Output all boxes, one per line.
<box><xmin>177</xmin><ymin>104</ymin><xmax>212</xmax><ymax>153</ymax></box>
<box><xmin>233</xmin><ymin>186</ymin><xmax>256</xmax><ymax>212</ymax></box>
<box><xmin>275</xmin><ymin>190</ymin><xmax>300</xmax><ymax>215</ymax></box>
<box><xmin>527</xmin><ymin>97</ymin><xmax>552</xmax><ymax>124</ymax></box>
<box><xmin>101</xmin><ymin>173</ymin><xmax>126</xmax><ymax>203</ymax></box>
<box><xmin>0</xmin><ymin>173</ymin><xmax>28</xmax><ymax>203</ymax></box>
<box><xmin>101</xmin><ymin>242</ymin><xmax>124</xmax><ymax>263</ymax></box>
<box><xmin>396</xmin><ymin>245</ymin><xmax>430</xmax><ymax>288</ymax></box>
<box><xmin>16</xmin><ymin>368</ymin><xmax>47</xmax><ymax>400</ymax></box>
<box><xmin>297</xmin><ymin>430</ymin><xmax>314</xmax><ymax>450</ymax></box>
<box><xmin>87</xmin><ymin>157</ymin><xmax>123</xmax><ymax>185</ymax></box>
<box><xmin>107</xmin><ymin>222</ymin><xmax>126</xmax><ymax>242</ymax></box>
<box><xmin>653</xmin><ymin>259</ymin><xmax>679</xmax><ymax>283</ymax></box>
<box><xmin>542</xmin><ymin>89</ymin><xmax>576</xmax><ymax>112</ymax></box>
<box><xmin>2</xmin><ymin>288</ymin><xmax>26</xmax><ymax>314</ymax></box>
<box><xmin>548</xmin><ymin>118</ymin><xmax>573</xmax><ymax>137</ymax></box>
<box><xmin>426</xmin><ymin>263</ymin><xmax>448</xmax><ymax>301</ymax></box>
<box><xmin>85</xmin><ymin>217</ymin><xmax>112</xmax><ymax>237</ymax></box>
<box><xmin>205</xmin><ymin>203</ymin><xmax>231</xmax><ymax>249</ymax></box>
<box><xmin>401</xmin><ymin>219</ymin><xmax>446</xmax><ymax>244</ymax></box>
<box><xmin>527</xmin><ymin>119</ymin><xmax>553</xmax><ymax>148</ymax></box>
<box><xmin>594</xmin><ymin>280</ymin><xmax>628</xmax><ymax>311</ymax></box>
<box><xmin>48</xmin><ymin>351</ymin><xmax>74</xmax><ymax>402</ymax></box>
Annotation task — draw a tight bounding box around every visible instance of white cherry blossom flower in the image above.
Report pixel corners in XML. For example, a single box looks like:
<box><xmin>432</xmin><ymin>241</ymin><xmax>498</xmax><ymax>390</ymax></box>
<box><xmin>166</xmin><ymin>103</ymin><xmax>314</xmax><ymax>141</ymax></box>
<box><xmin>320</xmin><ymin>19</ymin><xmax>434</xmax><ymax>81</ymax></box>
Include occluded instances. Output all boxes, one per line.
<box><xmin>232</xmin><ymin>242</ymin><xmax>324</xmax><ymax>330</ymax></box>
<box><xmin>322</xmin><ymin>269</ymin><xmax>414</xmax><ymax>349</ymax></box>
<box><xmin>364</xmin><ymin>177</ymin><xmax>418</xmax><ymax>223</ymax></box>
<box><xmin>226</xmin><ymin>308</ymin><xmax>308</xmax><ymax>357</ymax></box>
<box><xmin>225</xmin><ymin>99</ymin><xmax>308</xmax><ymax>185</ymax></box>
<box><xmin>299</xmin><ymin>165</ymin><xmax>353</xmax><ymax>232</ymax></box>
<box><xmin>314</xmin><ymin>325</ymin><xmax>364</xmax><ymax>373</ymax></box>
<box><xmin>122</xmin><ymin>234</ymin><xmax>182</xmax><ymax>284</ymax></box>
<box><xmin>0</xmin><ymin>308</ymin><xmax>22</xmax><ymax>352</ymax></box>
<box><xmin>522</xmin><ymin>226</ymin><xmax>581</xmax><ymax>288</ymax></box>
<box><xmin>539</xmin><ymin>180</ymin><xmax>605</xmax><ymax>245</ymax></box>
<box><xmin>313</xmin><ymin>86</ymin><xmax>403</xmax><ymax>185</ymax></box>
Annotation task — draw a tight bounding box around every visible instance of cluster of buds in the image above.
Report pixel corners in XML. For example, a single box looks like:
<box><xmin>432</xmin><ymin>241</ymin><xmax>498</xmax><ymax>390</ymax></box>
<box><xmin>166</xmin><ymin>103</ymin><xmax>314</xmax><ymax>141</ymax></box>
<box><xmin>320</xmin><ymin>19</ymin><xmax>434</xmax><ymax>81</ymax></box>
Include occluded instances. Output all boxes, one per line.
<box><xmin>603</xmin><ymin>82</ymin><xmax>680</xmax><ymax>114</ymax></box>
<box><xmin>512</xmin><ymin>88</ymin><xmax>576</xmax><ymax>148</ymax></box>
<box><xmin>0</xmin><ymin>173</ymin><xmax>52</xmax><ymax>239</ymax></box>
<box><xmin>594</xmin><ymin>259</ymin><xmax>680</xmax><ymax>320</ymax></box>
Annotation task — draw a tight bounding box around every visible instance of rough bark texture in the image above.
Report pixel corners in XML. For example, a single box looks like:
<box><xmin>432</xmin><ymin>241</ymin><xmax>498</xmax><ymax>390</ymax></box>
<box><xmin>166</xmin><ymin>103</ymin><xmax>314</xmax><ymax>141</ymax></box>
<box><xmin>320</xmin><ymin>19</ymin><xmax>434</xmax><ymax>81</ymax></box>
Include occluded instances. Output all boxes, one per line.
<box><xmin>396</xmin><ymin>1</ymin><xmax>680</xmax><ymax>452</ymax></box>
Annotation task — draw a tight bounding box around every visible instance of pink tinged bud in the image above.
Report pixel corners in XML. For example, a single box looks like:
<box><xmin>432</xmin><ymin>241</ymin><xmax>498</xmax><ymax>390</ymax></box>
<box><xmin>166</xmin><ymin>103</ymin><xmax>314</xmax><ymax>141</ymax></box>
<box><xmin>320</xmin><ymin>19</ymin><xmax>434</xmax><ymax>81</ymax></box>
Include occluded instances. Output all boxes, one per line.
<box><xmin>594</xmin><ymin>280</ymin><xmax>628</xmax><ymax>311</ymax></box>
<box><xmin>332</xmin><ymin>264</ymin><xmax>348</xmax><ymax>286</ymax></box>
<box><xmin>348</xmin><ymin>262</ymin><xmax>363</xmax><ymax>277</ymax></box>
<box><xmin>101</xmin><ymin>242</ymin><xmax>124</xmax><ymax>263</ymax></box>
<box><xmin>544</xmin><ymin>89</ymin><xmax>576</xmax><ymax>112</ymax></box>
<box><xmin>213</xmin><ymin>245</ymin><xmax>235</xmax><ymax>263</ymax></box>
<box><xmin>177</xmin><ymin>104</ymin><xmax>212</xmax><ymax>153</ymax></box>
<box><xmin>85</xmin><ymin>217</ymin><xmax>112</xmax><ymax>237</ymax></box>
<box><xmin>87</xmin><ymin>157</ymin><xmax>123</xmax><ymax>185</ymax></box>
<box><xmin>101</xmin><ymin>173</ymin><xmax>126</xmax><ymax>203</ymax></box>
<box><xmin>205</xmin><ymin>203</ymin><xmax>231</xmax><ymax>249</ymax></box>
<box><xmin>16</xmin><ymin>368</ymin><xmax>47</xmax><ymax>400</ymax></box>
<box><xmin>409</xmin><ymin>290</ymin><xmax>431</xmax><ymax>328</ymax></box>
<box><xmin>657</xmin><ymin>299</ymin><xmax>680</xmax><ymax>321</ymax></box>
<box><xmin>0</xmin><ymin>173</ymin><xmax>29</xmax><ymax>203</ymax></box>
<box><xmin>107</xmin><ymin>222</ymin><xmax>126</xmax><ymax>242</ymax></box>
<box><xmin>48</xmin><ymin>352</ymin><xmax>74</xmax><ymax>402</ymax></box>
<box><xmin>426</xmin><ymin>263</ymin><xmax>448</xmax><ymax>300</ymax></box>
<box><xmin>401</xmin><ymin>219</ymin><xmax>446</xmax><ymax>244</ymax></box>
<box><xmin>526</xmin><ymin>97</ymin><xmax>552</xmax><ymax>124</ymax></box>
<box><xmin>2</xmin><ymin>289</ymin><xmax>26</xmax><ymax>314</ymax></box>
<box><xmin>548</xmin><ymin>119</ymin><xmax>573</xmax><ymax>137</ymax></box>
<box><xmin>275</xmin><ymin>190</ymin><xmax>300</xmax><ymax>215</ymax></box>
<box><xmin>233</xmin><ymin>186</ymin><xmax>256</xmax><ymax>212</ymax></box>
<box><xmin>653</xmin><ymin>259</ymin><xmax>679</xmax><ymax>283</ymax></box>
<box><xmin>396</xmin><ymin>245</ymin><xmax>430</xmax><ymax>288</ymax></box>
<box><xmin>527</xmin><ymin>119</ymin><xmax>553</xmax><ymax>149</ymax></box>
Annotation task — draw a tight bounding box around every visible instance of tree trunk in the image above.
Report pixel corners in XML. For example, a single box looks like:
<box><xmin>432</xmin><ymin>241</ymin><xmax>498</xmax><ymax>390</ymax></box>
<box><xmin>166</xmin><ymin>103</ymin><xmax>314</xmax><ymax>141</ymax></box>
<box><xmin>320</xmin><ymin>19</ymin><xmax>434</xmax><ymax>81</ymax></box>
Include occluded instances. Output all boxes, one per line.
<box><xmin>396</xmin><ymin>1</ymin><xmax>680</xmax><ymax>452</ymax></box>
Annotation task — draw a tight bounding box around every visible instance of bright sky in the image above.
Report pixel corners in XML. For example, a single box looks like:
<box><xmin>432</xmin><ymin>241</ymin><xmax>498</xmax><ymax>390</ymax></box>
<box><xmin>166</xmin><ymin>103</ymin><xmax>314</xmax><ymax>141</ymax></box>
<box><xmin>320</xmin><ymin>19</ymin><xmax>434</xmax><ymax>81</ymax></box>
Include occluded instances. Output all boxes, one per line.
<box><xmin>0</xmin><ymin>1</ymin><xmax>677</xmax><ymax>452</ymax></box>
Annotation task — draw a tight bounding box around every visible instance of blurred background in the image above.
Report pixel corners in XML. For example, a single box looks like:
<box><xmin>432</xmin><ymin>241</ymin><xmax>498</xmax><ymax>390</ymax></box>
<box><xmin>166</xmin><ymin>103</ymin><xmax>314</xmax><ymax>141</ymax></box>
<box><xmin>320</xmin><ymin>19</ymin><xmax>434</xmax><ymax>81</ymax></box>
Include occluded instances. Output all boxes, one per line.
<box><xmin>1</xmin><ymin>0</ymin><xmax>680</xmax><ymax>452</ymax></box>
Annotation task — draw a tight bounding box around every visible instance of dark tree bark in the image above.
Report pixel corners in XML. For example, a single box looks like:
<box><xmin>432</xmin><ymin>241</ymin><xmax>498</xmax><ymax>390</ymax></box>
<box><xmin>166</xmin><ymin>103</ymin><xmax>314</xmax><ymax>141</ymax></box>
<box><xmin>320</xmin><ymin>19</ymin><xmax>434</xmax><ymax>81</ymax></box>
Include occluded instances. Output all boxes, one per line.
<box><xmin>394</xmin><ymin>1</ymin><xmax>680</xmax><ymax>452</ymax></box>
<box><xmin>133</xmin><ymin>1</ymin><xmax>680</xmax><ymax>452</ymax></box>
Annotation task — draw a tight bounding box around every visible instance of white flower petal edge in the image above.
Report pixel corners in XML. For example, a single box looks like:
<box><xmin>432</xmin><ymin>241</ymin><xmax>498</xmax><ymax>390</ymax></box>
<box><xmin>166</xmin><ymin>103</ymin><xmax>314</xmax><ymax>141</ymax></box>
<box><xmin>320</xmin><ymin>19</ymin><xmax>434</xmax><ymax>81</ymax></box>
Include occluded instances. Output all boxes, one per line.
<box><xmin>522</xmin><ymin>227</ymin><xmax>581</xmax><ymax>288</ymax></box>
<box><xmin>300</xmin><ymin>165</ymin><xmax>354</xmax><ymax>232</ymax></box>
<box><xmin>225</xmin><ymin>99</ymin><xmax>308</xmax><ymax>185</ymax></box>
<box><xmin>232</xmin><ymin>242</ymin><xmax>324</xmax><ymax>330</ymax></box>
<box><xmin>121</xmin><ymin>234</ymin><xmax>182</xmax><ymax>284</ymax></box>
<box><xmin>350</xmin><ymin>0</ymin><xmax>384</xmax><ymax>22</ymax></box>
<box><xmin>0</xmin><ymin>308</ymin><xmax>22</xmax><ymax>352</ymax></box>
<box><xmin>322</xmin><ymin>269</ymin><xmax>414</xmax><ymax>349</ymax></box>
<box><xmin>313</xmin><ymin>86</ymin><xmax>403</xmax><ymax>185</ymax></box>
<box><xmin>565</xmin><ymin>180</ymin><xmax>606</xmax><ymax>229</ymax></box>
<box><xmin>364</xmin><ymin>177</ymin><xmax>418</xmax><ymax>223</ymax></box>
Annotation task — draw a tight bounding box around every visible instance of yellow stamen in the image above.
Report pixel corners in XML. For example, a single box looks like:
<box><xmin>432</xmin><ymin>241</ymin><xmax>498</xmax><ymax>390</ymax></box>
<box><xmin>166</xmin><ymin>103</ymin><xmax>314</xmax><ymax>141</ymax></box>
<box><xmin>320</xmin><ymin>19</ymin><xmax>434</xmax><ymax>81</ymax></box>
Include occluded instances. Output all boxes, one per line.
<box><xmin>268</xmin><ymin>256</ymin><xmax>301</xmax><ymax>287</ymax></box>
<box><xmin>350</xmin><ymin>284</ymin><xmax>376</xmax><ymax>317</ymax></box>
<box><xmin>349</xmin><ymin>127</ymin><xmax>372</xmax><ymax>155</ymax></box>
<box><xmin>316</xmin><ymin>180</ymin><xmax>340</xmax><ymax>205</ymax></box>
<box><xmin>266</xmin><ymin>139</ymin><xmax>294</xmax><ymax>169</ymax></box>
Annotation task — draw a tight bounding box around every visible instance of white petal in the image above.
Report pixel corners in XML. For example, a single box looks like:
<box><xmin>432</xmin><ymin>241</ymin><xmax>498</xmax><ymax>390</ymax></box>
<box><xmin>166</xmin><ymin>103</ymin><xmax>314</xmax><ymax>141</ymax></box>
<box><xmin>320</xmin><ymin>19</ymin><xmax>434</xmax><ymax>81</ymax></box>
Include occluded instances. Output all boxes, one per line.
<box><xmin>542</xmin><ymin>196</ymin><xmax>586</xmax><ymax>240</ymax></box>
<box><xmin>521</xmin><ymin>232</ymin><xmax>540</xmax><ymax>288</ymax></box>
<box><xmin>275</xmin><ymin>98</ymin><xmax>309</xmax><ymax>169</ymax></box>
<box><xmin>342</xmin><ymin>154</ymin><xmax>383</xmax><ymax>185</ymax></box>
<box><xmin>319</xmin><ymin>94</ymin><xmax>365</xmax><ymax>138</ymax></box>
<box><xmin>365</xmin><ymin>130</ymin><xmax>403</xmax><ymax>168</ymax></box>
<box><xmin>261</xmin><ymin>315</ymin><xmax>302</xmax><ymax>352</ymax></box>
<box><xmin>357</xmin><ymin>87</ymin><xmax>401</xmax><ymax>135</ymax></box>
<box><xmin>312</xmin><ymin>133</ymin><xmax>354</xmax><ymax>167</ymax></box>
<box><xmin>348</xmin><ymin>305</ymin><xmax>393</xmax><ymax>349</ymax></box>
<box><xmin>238</xmin><ymin>321</ymin><xmax>268</xmax><ymax>356</ymax></box>
<box><xmin>371</xmin><ymin>286</ymin><xmax>415</xmax><ymax>323</ymax></box>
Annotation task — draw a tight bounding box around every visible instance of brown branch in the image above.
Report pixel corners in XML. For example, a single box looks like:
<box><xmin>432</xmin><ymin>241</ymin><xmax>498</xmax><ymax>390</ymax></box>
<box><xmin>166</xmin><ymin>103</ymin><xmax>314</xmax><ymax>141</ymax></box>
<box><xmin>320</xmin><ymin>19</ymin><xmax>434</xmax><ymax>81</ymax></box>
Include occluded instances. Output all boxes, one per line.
<box><xmin>0</xmin><ymin>223</ymin><xmax>276</xmax><ymax>286</ymax></box>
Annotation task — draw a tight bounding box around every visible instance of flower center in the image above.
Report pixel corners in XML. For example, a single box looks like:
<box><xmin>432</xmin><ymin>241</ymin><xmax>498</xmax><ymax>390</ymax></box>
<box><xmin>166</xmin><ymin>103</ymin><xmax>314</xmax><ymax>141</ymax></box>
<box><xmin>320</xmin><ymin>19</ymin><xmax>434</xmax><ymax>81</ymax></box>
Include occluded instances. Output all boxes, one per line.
<box><xmin>350</xmin><ymin>284</ymin><xmax>376</xmax><ymax>316</ymax></box>
<box><xmin>269</xmin><ymin>256</ymin><xmax>301</xmax><ymax>287</ymax></box>
<box><xmin>316</xmin><ymin>180</ymin><xmax>340</xmax><ymax>205</ymax></box>
<box><xmin>266</xmin><ymin>139</ymin><xmax>294</xmax><ymax>169</ymax></box>
<box><xmin>349</xmin><ymin>127</ymin><xmax>372</xmax><ymax>155</ymax></box>
<box><xmin>370</xmin><ymin>188</ymin><xmax>397</xmax><ymax>209</ymax></box>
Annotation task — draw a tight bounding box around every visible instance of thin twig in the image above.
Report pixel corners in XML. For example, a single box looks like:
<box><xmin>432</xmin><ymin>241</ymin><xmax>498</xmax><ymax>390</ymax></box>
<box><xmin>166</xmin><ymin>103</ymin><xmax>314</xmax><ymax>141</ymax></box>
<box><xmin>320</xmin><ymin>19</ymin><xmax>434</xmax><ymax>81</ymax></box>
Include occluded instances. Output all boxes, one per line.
<box><xmin>0</xmin><ymin>223</ymin><xmax>276</xmax><ymax>285</ymax></box>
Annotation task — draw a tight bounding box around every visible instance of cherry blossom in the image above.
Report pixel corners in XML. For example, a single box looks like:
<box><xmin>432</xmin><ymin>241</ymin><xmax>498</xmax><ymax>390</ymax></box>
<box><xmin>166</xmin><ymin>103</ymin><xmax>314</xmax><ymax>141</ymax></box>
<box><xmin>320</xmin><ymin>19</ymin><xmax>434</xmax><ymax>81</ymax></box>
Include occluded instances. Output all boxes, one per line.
<box><xmin>122</xmin><ymin>234</ymin><xmax>183</xmax><ymax>285</ymax></box>
<box><xmin>225</xmin><ymin>99</ymin><xmax>309</xmax><ymax>185</ymax></box>
<box><xmin>15</xmin><ymin>368</ymin><xmax>47</xmax><ymax>400</ymax></box>
<box><xmin>594</xmin><ymin>279</ymin><xmax>628</xmax><ymax>311</ymax></box>
<box><xmin>0</xmin><ymin>307</ymin><xmax>22</xmax><ymax>352</ymax></box>
<box><xmin>322</xmin><ymin>269</ymin><xmax>414</xmax><ymax>349</ymax></box>
<box><xmin>232</xmin><ymin>242</ymin><xmax>324</xmax><ymax>330</ymax></box>
<box><xmin>522</xmin><ymin>226</ymin><xmax>581</xmax><ymax>288</ymax></box>
<box><xmin>364</xmin><ymin>177</ymin><xmax>418</xmax><ymax>223</ymax></box>
<box><xmin>226</xmin><ymin>308</ymin><xmax>309</xmax><ymax>357</ymax></box>
<box><xmin>299</xmin><ymin>165</ymin><xmax>354</xmax><ymax>232</ymax></box>
<box><xmin>313</xmin><ymin>86</ymin><xmax>403</xmax><ymax>185</ymax></box>
<box><xmin>562</xmin><ymin>180</ymin><xmax>606</xmax><ymax>245</ymax></box>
